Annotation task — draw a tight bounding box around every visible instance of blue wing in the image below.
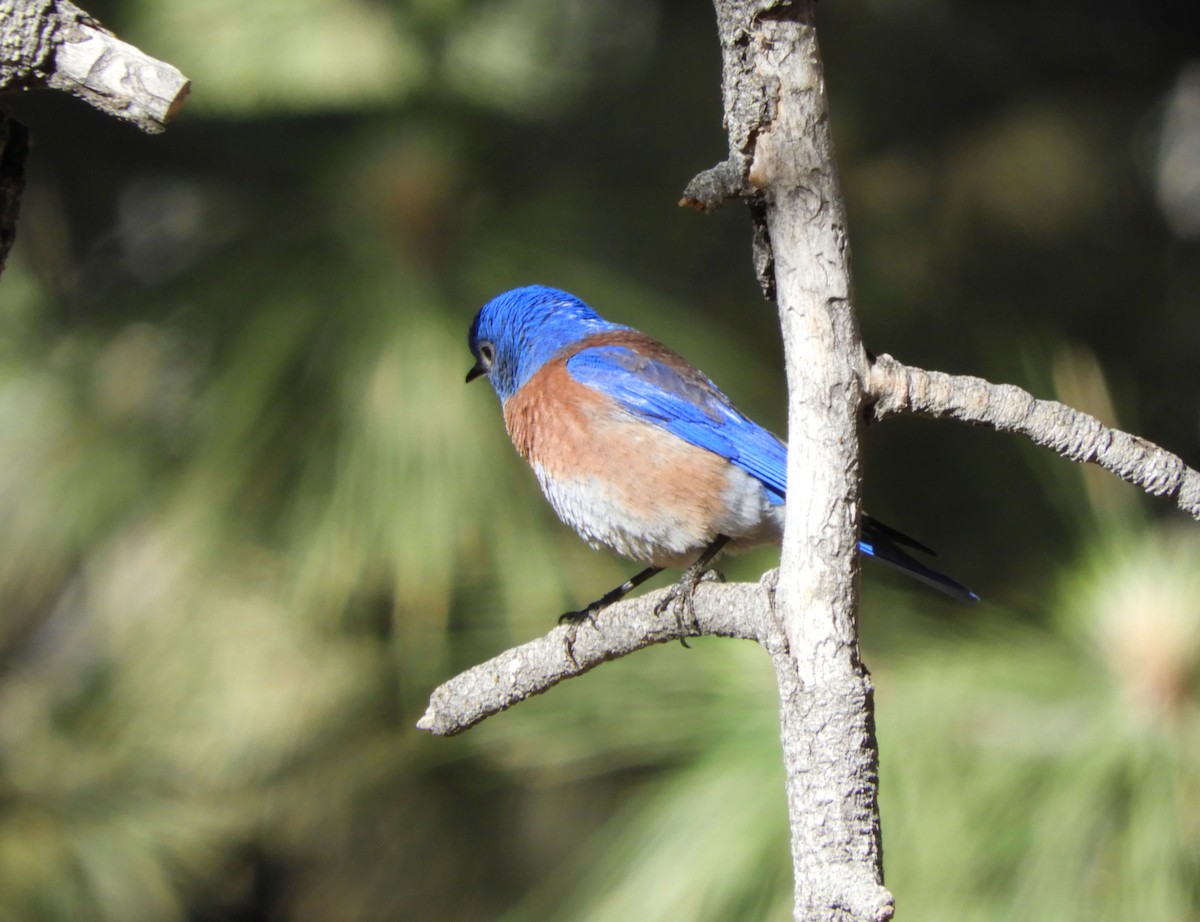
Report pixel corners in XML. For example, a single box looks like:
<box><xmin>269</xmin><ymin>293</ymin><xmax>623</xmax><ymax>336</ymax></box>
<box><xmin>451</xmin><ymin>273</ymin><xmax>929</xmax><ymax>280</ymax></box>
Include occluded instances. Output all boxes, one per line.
<box><xmin>566</xmin><ymin>343</ymin><xmax>977</xmax><ymax>602</ymax></box>
<box><xmin>566</xmin><ymin>344</ymin><xmax>788</xmax><ymax>503</ymax></box>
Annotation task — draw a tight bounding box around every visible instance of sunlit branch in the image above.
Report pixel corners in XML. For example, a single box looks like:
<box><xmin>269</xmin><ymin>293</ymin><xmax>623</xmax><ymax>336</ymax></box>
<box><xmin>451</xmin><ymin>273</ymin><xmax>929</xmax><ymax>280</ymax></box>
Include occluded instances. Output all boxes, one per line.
<box><xmin>868</xmin><ymin>353</ymin><xmax>1200</xmax><ymax>521</ymax></box>
<box><xmin>0</xmin><ymin>0</ymin><xmax>190</xmax><ymax>134</ymax></box>
<box><xmin>417</xmin><ymin>578</ymin><xmax>779</xmax><ymax>737</ymax></box>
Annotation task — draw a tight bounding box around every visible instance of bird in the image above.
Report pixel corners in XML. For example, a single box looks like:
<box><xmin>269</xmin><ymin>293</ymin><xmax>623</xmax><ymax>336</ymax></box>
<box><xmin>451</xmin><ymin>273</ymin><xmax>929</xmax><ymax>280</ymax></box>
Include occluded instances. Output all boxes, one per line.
<box><xmin>466</xmin><ymin>284</ymin><xmax>976</xmax><ymax>622</ymax></box>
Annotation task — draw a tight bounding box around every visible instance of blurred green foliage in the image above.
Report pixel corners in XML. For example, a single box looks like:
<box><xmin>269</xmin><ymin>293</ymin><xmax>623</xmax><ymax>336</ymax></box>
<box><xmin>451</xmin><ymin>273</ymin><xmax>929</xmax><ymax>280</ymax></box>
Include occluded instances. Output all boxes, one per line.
<box><xmin>0</xmin><ymin>0</ymin><xmax>1198</xmax><ymax>919</ymax></box>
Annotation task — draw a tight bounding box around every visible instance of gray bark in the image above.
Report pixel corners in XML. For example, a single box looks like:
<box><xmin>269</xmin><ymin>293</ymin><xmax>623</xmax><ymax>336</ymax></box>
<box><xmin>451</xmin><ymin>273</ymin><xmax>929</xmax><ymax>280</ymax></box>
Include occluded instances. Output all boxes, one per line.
<box><xmin>0</xmin><ymin>0</ymin><xmax>187</xmax><ymax>280</ymax></box>
<box><xmin>696</xmin><ymin>3</ymin><xmax>890</xmax><ymax>918</ymax></box>
<box><xmin>867</xmin><ymin>354</ymin><xmax>1200</xmax><ymax>519</ymax></box>
<box><xmin>0</xmin><ymin>0</ymin><xmax>189</xmax><ymax>134</ymax></box>
<box><xmin>418</xmin><ymin>578</ymin><xmax>781</xmax><ymax>737</ymax></box>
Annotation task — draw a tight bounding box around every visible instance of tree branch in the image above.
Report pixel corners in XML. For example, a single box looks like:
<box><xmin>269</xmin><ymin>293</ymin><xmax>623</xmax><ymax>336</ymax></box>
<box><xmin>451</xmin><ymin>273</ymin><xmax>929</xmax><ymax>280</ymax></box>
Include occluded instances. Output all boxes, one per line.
<box><xmin>867</xmin><ymin>353</ymin><xmax>1200</xmax><ymax>520</ymax></box>
<box><xmin>418</xmin><ymin>577</ymin><xmax>780</xmax><ymax>737</ymax></box>
<box><xmin>0</xmin><ymin>0</ymin><xmax>189</xmax><ymax>134</ymax></box>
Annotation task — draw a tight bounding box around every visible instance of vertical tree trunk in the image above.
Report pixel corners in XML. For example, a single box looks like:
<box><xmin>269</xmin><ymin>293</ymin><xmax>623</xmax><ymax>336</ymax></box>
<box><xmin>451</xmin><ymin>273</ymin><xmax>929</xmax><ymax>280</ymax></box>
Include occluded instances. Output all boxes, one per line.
<box><xmin>702</xmin><ymin>3</ymin><xmax>891</xmax><ymax>918</ymax></box>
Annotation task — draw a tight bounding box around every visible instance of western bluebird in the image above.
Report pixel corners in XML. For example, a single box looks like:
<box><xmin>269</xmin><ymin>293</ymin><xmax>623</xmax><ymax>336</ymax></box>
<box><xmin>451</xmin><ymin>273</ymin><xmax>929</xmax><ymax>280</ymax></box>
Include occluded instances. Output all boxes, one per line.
<box><xmin>467</xmin><ymin>285</ymin><xmax>976</xmax><ymax>621</ymax></box>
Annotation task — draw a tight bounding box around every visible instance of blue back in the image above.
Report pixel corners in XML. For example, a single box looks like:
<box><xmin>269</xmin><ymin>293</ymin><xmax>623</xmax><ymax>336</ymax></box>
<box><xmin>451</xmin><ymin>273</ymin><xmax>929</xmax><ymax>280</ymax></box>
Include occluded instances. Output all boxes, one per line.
<box><xmin>566</xmin><ymin>345</ymin><xmax>788</xmax><ymax>504</ymax></box>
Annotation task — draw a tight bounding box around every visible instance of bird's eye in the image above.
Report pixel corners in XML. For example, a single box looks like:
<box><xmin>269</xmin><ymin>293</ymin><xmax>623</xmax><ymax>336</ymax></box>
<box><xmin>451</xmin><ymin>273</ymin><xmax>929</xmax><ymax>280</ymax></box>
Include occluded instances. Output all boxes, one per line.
<box><xmin>478</xmin><ymin>341</ymin><xmax>496</xmax><ymax>368</ymax></box>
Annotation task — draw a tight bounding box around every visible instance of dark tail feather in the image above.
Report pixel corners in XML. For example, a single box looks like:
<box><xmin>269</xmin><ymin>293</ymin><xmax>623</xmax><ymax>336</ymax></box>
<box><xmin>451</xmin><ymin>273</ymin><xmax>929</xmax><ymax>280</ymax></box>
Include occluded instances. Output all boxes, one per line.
<box><xmin>860</xmin><ymin>516</ymin><xmax>978</xmax><ymax>603</ymax></box>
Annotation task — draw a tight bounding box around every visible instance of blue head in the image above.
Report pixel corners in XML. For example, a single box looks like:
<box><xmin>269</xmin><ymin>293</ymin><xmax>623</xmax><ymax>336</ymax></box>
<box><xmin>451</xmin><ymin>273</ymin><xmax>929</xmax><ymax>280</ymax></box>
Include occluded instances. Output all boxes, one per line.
<box><xmin>466</xmin><ymin>286</ymin><xmax>627</xmax><ymax>402</ymax></box>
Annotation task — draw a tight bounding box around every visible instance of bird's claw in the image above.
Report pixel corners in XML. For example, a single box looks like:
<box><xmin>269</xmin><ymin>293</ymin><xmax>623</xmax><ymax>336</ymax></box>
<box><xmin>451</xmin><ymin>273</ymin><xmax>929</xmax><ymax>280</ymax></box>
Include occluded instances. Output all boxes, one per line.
<box><xmin>558</xmin><ymin>606</ymin><xmax>597</xmax><ymax>625</ymax></box>
<box><xmin>654</xmin><ymin>567</ymin><xmax>722</xmax><ymax>647</ymax></box>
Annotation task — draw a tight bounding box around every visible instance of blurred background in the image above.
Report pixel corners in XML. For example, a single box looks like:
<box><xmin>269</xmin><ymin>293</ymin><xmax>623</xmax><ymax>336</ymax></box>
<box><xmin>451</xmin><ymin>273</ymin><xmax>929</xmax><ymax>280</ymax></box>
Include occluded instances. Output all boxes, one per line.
<box><xmin>0</xmin><ymin>0</ymin><xmax>1198</xmax><ymax>919</ymax></box>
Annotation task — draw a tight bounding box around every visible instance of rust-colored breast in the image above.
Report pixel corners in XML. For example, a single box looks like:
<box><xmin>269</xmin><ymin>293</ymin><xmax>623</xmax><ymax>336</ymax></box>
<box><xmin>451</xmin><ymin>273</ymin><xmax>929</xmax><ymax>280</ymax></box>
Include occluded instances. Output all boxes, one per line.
<box><xmin>501</xmin><ymin>339</ymin><xmax>742</xmax><ymax>565</ymax></box>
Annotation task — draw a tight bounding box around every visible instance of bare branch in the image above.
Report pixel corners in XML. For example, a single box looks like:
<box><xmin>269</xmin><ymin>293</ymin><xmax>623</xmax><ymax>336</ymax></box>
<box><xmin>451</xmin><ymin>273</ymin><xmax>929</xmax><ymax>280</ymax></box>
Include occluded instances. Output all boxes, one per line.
<box><xmin>417</xmin><ymin>578</ymin><xmax>779</xmax><ymax>737</ymax></box>
<box><xmin>868</xmin><ymin>353</ymin><xmax>1200</xmax><ymax>520</ymax></box>
<box><xmin>0</xmin><ymin>0</ymin><xmax>189</xmax><ymax>134</ymax></box>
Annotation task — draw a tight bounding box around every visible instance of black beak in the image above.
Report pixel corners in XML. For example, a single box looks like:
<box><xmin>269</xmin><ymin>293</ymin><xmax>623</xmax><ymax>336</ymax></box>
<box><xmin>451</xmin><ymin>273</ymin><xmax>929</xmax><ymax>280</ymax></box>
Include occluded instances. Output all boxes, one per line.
<box><xmin>466</xmin><ymin>360</ymin><xmax>487</xmax><ymax>383</ymax></box>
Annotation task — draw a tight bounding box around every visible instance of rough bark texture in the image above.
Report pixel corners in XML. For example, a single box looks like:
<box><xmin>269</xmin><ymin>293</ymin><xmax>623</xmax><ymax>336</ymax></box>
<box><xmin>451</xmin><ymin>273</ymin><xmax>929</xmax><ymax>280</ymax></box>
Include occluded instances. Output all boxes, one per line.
<box><xmin>0</xmin><ymin>0</ymin><xmax>187</xmax><ymax>282</ymax></box>
<box><xmin>696</xmin><ymin>3</ymin><xmax>891</xmax><ymax>919</ymax></box>
<box><xmin>418</xmin><ymin>577</ymin><xmax>780</xmax><ymax>737</ymax></box>
<box><xmin>868</xmin><ymin>354</ymin><xmax>1200</xmax><ymax>520</ymax></box>
<box><xmin>0</xmin><ymin>0</ymin><xmax>189</xmax><ymax>134</ymax></box>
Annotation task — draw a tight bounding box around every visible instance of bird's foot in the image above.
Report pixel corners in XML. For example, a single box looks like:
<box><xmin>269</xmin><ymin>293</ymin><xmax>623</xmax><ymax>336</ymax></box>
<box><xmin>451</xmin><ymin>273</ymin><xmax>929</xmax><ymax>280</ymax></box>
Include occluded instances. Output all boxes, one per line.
<box><xmin>557</xmin><ymin>604</ymin><xmax>603</xmax><ymax>668</ymax></box>
<box><xmin>559</xmin><ymin>604</ymin><xmax>600</xmax><ymax>626</ymax></box>
<box><xmin>654</xmin><ymin>567</ymin><xmax>723</xmax><ymax>647</ymax></box>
